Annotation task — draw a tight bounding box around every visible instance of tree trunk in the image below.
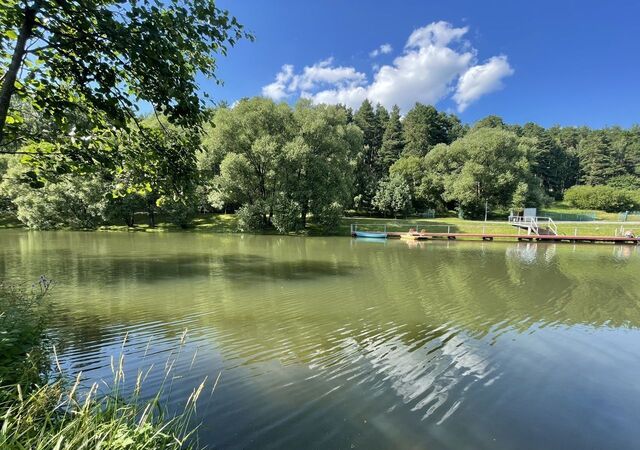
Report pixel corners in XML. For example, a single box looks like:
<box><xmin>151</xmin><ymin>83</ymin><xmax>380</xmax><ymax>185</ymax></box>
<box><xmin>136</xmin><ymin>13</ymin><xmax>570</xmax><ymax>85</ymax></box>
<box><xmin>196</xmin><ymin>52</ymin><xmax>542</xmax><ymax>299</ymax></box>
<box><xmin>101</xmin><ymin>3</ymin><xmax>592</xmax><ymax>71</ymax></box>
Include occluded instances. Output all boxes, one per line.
<box><xmin>0</xmin><ymin>6</ymin><xmax>38</xmax><ymax>143</ymax></box>
<box><xmin>301</xmin><ymin>200</ymin><xmax>308</xmax><ymax>227</ymax></box>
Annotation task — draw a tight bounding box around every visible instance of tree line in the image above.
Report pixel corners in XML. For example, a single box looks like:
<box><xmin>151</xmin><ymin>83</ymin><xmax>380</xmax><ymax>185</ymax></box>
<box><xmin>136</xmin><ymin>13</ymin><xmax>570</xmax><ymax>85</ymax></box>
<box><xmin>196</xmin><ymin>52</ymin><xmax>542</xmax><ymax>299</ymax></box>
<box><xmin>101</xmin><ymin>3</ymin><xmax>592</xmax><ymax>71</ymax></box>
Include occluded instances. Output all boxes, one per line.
<box><xmin>2</xmin><ymin>1</ymin><xmax>638</xmax><ymax>233</ymax></box>
<box><xmin>2</xmin><ymin>97</ymin><xmax>640</xmax><ymax>231</ymax></box>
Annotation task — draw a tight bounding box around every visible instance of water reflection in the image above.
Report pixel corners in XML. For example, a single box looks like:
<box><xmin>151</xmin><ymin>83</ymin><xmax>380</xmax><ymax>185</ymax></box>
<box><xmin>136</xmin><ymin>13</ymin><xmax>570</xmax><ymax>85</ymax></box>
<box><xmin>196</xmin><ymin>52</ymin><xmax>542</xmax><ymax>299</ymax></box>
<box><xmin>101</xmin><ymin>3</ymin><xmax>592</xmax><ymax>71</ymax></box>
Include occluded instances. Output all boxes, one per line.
<box><xmin>2</xmin><ymin>231</ymin><xmax>640</xmax><ymax>449</ymax></box>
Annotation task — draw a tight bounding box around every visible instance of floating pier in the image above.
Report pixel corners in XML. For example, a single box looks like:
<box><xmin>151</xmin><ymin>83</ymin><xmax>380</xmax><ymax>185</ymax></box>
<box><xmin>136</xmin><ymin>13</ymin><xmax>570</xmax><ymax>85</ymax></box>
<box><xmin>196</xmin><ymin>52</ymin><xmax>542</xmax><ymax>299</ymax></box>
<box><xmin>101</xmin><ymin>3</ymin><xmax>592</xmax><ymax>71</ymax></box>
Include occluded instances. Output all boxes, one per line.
<box><xmin>385</xmin><ymin>231</ymin><xmax>640</xmax><ymax>245</ymax></box>
<box><xmin>351</xmin><ymin>221</ymin><xmax>640</xmax><ymax>245</ymax></box>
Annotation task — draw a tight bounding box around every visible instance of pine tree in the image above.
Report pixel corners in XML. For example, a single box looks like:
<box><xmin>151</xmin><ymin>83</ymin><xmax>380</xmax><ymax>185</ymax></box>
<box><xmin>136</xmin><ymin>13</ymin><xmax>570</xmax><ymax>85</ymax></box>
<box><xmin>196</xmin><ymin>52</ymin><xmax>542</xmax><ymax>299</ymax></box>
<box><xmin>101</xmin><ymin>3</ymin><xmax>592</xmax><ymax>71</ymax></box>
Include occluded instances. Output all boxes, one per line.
<box><xmin>354</xmin><ymin>100</ymin><xmax>377</xmax><ymax>149</ymax></box>
<box><xmin>578</xmin><ymin>131</ymin><xmax>625</xmax><ymax>185</ymax></box>
<box><xmin>378</xmin><ymin>105</ymin><xmax>404</xmax><ymax>174</ymax></box>
<box><xmin>352</xmin><ymin>100</ymin><xmax>380</xmax><ymax>209</ymax></box>
<box><xmin>522</xmin><ymin>122</ymin><xmax>568</xmax><ymax>198</ymax></box>
<box><xmin>374</xmin><ymin>104</ymin><xmax>390</xmax><ymax>151</ymax></box>
<box><xmin>402</xmin><ymin>103</ymin><xmax>454</xmax><ymax>156</ymax></box>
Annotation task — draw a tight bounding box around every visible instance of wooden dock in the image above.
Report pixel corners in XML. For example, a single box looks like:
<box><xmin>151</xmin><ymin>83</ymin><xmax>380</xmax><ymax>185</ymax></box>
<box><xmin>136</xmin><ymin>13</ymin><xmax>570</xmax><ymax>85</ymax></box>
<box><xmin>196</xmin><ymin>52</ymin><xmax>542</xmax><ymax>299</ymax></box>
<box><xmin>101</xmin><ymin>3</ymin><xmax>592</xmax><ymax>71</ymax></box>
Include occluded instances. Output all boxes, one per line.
<box><xmin>384</xmin><ymin>231</ymin><xmax>640</xmax><ymax>245</ymax></box>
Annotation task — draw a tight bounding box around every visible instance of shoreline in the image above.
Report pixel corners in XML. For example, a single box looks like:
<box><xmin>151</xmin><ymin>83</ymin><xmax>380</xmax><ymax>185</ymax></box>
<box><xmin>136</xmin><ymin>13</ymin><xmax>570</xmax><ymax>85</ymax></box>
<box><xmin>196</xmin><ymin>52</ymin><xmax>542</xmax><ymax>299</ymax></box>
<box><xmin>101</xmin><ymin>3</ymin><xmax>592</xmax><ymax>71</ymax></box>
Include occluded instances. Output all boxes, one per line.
<box><xmin>3</xmin><ymin>212</ymin><xmax>640</xmax><ymax>238</ymax></box>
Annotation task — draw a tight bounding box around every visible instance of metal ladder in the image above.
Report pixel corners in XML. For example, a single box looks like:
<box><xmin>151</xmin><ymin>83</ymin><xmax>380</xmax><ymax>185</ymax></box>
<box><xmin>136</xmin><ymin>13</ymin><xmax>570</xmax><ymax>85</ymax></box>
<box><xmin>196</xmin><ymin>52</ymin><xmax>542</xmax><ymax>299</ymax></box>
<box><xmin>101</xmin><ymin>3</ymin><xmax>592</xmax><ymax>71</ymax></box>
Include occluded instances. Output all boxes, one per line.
<box><xmin>508</xmin><ymin>215</ymin><xmax>558</xmax><ymax>236</ymax></box>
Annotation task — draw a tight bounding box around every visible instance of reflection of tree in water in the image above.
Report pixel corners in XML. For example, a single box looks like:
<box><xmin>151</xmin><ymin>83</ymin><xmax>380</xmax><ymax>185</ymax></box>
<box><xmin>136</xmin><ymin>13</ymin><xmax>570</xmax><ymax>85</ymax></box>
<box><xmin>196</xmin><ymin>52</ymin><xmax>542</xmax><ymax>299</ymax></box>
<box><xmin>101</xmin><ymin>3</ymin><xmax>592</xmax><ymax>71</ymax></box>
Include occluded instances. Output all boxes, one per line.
<box><xmin>405</xmin><ymin>241</ymin><xmax>640</xmax><ymax>335</ymax></box>
<box><xmin>612</xmin><ymin>244</ymin><xmax>639</xmax><ymax>262</ymax></box>
<box><xmin>4</xmin><ymin>231</ymin><xmax>640</xmax><ymax>423</ymax></box>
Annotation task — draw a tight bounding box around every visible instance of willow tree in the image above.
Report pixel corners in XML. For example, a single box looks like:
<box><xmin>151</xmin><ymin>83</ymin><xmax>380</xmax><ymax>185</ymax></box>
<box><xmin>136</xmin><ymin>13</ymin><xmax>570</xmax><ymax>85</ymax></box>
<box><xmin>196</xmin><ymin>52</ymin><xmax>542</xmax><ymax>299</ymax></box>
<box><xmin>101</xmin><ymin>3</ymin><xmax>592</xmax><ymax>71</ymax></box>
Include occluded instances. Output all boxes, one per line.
<box><xmin>0</xmin><ymin>0</ymin><xmax>251</xmax><ymax>149</ymax></box>
<box><xmin>206</xmin><ymin>98</ymin><xmax>361</xmax><ymax>232</ymax></box>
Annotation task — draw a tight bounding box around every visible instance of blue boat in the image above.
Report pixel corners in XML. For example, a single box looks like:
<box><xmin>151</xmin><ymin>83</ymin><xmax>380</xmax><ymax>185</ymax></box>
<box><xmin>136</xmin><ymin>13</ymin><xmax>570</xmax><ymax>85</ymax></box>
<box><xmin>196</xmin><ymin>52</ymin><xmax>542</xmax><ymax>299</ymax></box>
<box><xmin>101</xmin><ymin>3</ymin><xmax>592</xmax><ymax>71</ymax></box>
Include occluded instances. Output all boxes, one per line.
<box><xmin>354</xmin><ymin>231</ymin><xmax>388</xmax><ymax>239</ymax></box>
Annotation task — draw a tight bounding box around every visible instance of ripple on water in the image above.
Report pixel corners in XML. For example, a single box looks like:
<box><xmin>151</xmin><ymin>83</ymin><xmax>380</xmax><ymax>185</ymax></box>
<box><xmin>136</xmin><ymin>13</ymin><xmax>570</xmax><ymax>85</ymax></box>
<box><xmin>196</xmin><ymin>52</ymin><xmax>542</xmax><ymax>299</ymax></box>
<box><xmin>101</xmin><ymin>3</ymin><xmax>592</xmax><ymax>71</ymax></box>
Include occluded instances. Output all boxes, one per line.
<box><xmin>4</xmin><ymin>233</ymin><xmax>640</xmax><ymax>449</ymax></box>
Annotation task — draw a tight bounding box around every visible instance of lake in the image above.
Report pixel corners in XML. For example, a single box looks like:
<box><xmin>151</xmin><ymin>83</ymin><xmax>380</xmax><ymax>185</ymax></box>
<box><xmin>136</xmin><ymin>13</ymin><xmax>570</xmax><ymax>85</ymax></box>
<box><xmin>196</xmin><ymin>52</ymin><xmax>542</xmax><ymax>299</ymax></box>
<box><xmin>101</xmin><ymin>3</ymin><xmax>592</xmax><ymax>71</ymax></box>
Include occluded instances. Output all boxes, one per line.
<box><xmin>1</xmin><ymin>230</ymin><xmax>640</xmax><ymax>449</ymax></box>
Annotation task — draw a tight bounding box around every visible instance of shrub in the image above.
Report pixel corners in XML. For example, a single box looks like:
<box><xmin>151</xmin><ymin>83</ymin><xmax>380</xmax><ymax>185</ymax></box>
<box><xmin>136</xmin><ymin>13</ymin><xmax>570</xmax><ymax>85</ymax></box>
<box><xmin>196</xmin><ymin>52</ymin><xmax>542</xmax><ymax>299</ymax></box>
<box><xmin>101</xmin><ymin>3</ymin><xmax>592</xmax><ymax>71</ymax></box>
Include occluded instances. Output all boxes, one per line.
<box><xmin>236</xmin><ymin>202</ymin><xmax>267</xmax><ymax>231</ymax></box>
<box><xmin>272</xmin><ymin>198</ymin><xmax>302</xmax><ymax>233</ymax></box>
<box><xmin>0</xmin><ymin>164</ymin><xmax>109</xmax><ymax>229</ymax></box>
<box><xmin>158</xmin><ymin>195</ymin><xmax>197</xmax><ymax>228</ymax></box>
<box><xmin>313</xmin><ymin>202</ymin><xmax>343</xmax><ymax>232</ymax></box>
<box><xmin>564</xmin><ymin>185</ymin><xmax>638</xmax><ymax>212</ymax></box>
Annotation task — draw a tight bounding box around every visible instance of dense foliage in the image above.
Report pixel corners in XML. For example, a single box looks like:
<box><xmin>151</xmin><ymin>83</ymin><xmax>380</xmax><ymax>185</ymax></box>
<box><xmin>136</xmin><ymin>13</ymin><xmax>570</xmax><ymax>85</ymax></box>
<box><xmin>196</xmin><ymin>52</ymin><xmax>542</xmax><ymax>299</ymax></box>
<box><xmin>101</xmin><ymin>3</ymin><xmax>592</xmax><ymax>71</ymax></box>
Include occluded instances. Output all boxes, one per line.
<box><xmin>202</xmin><ymin>98</ymin><xmax>361</xmax><ymax>232</ymax></box>
<box><xmin>0</xmin><ymin>0</ymin><xmax>251</xmax><ymax>150</ymax></box>
<box><xmin>0</xmin><ymin>120</ymin><xmax>201</xmax><ymax>229</ymax></box>
<box><xmin>0</xmin><ymin>0</ymin><xmax>254</xmax><ymax>233</ymax></box>
<box><xmin>2</xmin><ymin>98</ymin><xmax>640</xmax><ymax>229</ymax></box>
<box><xmin>563</xmin><ymin>185</ymin><xmax>639</xmax><ymax>212</ymax></box>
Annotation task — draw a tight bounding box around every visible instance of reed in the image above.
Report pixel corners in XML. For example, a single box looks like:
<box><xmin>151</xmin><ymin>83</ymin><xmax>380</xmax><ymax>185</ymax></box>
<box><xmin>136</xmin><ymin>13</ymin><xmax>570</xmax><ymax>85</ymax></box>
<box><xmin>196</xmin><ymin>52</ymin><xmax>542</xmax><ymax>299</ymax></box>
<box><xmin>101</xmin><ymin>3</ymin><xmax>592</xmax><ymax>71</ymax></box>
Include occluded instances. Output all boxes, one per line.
<box><xmin>0</xmin><ymin>280</ymin><xmax>207</xmax><ymax>449</ymax></box>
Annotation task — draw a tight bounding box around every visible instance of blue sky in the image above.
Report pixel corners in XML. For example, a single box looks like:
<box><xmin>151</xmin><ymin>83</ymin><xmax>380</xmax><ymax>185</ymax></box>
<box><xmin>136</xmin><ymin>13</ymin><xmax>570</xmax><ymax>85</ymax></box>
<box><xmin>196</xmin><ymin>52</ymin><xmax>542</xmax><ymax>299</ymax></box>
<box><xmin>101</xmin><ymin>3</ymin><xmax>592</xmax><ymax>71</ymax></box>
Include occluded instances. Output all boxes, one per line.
<box><xmin>206</xmin><ymin>0</ymin><xmax>640</xmax><ymax>128</ymax></box>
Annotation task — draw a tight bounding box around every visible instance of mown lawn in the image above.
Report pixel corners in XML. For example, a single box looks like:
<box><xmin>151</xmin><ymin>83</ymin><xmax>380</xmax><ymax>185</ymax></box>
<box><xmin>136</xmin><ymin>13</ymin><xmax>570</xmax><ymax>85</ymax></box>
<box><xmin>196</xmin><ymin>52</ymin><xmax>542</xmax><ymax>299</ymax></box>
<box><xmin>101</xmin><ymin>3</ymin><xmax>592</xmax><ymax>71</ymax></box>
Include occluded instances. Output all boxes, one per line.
<box><xmin>2</xmin><ymin>201</ymin><xmax>639</xmax><ymax>238</ymax></box>
<box><xmin>94</xmin><ymin>212</ymin><xmax>243</xmax><ymax>233</ymax></box>
<box><xmin>340</xmin><ymin>216</ymin><xmax>632</xmax><ymax>237</ymax></box>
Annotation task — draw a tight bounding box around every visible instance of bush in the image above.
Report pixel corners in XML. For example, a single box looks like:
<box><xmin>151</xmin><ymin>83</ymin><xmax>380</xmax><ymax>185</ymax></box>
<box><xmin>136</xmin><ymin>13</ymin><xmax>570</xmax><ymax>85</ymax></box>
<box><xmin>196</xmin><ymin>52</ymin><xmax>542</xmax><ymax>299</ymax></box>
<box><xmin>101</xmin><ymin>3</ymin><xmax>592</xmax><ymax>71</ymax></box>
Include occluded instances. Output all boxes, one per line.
<box><xmin>236</xmin><ymin>202</ymin><xmax>267</xmax><ymax>231</ymax></box>
<box><xmin>564</xmin><ymin>185</ymin><xmax>638</xmax><ymax>212</ymax></box>
<box><xmin>372</xmin><ymin>176</ymin><xmax>412</xmax><ymax>217</ymax></box>
<box><xmin>272</xmin><ymin>198</ymin><xmax>302</xmax><ymax>233</ymax></box>
<box><xmin>158</xmin><ymin>195</ymin><xmax>197</xmax><ymax>228</ymax></box>
<box><xmin>313</xmin><ymin>202</ymin><xmax>343</xmax><ymax>232</ymax></box>
<box><xmin>0</xmin><ymin>164</ymin><xmax>109</xmax><ymax>229</ymax></box>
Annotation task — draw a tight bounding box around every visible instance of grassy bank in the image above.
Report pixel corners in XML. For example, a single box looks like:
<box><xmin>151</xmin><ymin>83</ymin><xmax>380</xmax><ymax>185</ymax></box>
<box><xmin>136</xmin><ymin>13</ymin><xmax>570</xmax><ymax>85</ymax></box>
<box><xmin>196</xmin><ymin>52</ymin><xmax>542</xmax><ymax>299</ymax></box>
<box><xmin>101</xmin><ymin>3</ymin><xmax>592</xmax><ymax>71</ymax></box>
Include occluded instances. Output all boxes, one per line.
<box><xmin>342</xmin><ymin>216</ymin><xmax>636</xmax><ymax>237</ymax></box>
<box><xmin>3</xmin><ymin>205</ymin><xmax>639</xmax><ymax>238</ymax></box>
<box><xmin>0</xmin><ymin>281</ymin><xmax>205</xmax><ymax>449</ymax></box>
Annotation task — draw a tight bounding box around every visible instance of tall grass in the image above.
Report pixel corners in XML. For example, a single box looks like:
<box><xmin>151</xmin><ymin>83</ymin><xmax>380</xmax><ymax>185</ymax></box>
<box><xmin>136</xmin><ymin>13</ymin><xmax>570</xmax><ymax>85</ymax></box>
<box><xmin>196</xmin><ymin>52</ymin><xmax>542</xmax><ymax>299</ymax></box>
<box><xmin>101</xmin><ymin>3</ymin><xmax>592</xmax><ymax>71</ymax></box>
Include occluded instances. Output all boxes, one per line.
<box><xmin>0</xmin><ymin>280</ymin><xmax>208</xmax><ymax>449</ymax></box>
<box><xmin>0</xmin><ymin>277</ymin><xmax>51</xmax><ymax>388</ymax></box>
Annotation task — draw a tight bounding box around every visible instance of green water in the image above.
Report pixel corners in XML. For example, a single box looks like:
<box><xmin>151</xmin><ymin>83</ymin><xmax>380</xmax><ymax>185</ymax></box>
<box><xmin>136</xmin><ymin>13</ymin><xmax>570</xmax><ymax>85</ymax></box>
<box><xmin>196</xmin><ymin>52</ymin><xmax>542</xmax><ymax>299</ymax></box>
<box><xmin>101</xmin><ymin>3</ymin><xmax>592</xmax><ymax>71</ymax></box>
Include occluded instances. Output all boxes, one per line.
<box><xmin>2</xmin><ymin>230</ymin><xmax>640</xmax><ymax>449</ymax></box>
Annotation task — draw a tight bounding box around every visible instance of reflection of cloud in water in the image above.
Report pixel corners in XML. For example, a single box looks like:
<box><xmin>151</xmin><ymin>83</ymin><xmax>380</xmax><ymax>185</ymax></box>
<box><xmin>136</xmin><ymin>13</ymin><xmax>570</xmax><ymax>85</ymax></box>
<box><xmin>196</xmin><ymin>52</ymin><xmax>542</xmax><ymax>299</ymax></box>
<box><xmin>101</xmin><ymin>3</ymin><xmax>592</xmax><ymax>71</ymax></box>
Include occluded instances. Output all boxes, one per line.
<box><xmin>310</xmin><ymin>328</ymin><xmax>494</xmax><ymax>425</ymax></box>
<box><xmin>506</xmin><ymin>242</ymin><xmax>558</xmax><ymax>265</ymax></box>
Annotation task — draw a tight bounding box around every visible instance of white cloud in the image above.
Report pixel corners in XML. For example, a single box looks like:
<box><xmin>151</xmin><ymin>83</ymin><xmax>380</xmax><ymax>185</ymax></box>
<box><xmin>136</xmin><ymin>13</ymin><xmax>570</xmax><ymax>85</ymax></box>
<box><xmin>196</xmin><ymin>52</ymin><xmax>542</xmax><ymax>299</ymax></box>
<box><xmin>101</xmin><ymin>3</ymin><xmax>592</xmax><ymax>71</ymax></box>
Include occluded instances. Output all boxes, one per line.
<box><xmin>453</xmin><ymin>56</ymin><xmax>514</xmax><ymax>112</ymax></box>
<box><xmin>261</xmin><ymin>64</ymin><xmax>294</xmax><ymax>101</ymax></box>
<box><xmin>365</xmin><ymin>40</ymin><xmax>472</xmax><ymax>111</ymax></box>
<box><xmin>261</xmin><ymin>21</ymin><xmax>514</xmax><ymax>112</ymax></box>
<box><xmin>406</xmin><ymin>21</ymin><xmax>468</xmax><ymax>49</ymax></box>
<box><xmin>310</xmin><ymin>86</ymin><xmax>368</xmax><ymax>107</ymax></box>
<box><xmin>290</xmin><ymin>57</ymin><xmax>366</xmax><ymax>91</ymax></box>
<box><xmin>369</xmin><ymin>43</ymin><xmax>393</xmax><ymax>58</ymax></box>
<box><xmin>262</xmin><ymin>59</ymin><xmax>366</xmax><ymax>101</ymax></box>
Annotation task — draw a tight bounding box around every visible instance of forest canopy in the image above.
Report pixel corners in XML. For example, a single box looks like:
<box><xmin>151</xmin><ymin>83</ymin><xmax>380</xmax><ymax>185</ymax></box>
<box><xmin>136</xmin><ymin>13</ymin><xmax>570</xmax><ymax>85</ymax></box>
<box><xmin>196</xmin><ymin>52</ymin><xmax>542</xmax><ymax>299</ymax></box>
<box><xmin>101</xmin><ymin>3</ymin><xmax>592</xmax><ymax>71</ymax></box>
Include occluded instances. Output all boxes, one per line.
<box><xmin>2</xmin><ymin>97</ymin><xmax>640</xmax><ymax>231</ymax></box>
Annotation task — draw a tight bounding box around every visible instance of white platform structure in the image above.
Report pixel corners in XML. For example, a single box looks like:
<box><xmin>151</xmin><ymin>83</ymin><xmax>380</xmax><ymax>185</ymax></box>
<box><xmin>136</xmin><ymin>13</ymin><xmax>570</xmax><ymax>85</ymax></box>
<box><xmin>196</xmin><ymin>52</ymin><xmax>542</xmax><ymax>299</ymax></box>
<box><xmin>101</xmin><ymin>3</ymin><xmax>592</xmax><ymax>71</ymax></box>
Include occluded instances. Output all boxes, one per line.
<box><xmin>508</xmin><ymin>208</ymin><xmax>558</xmax><ymax>236</ymax></box>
